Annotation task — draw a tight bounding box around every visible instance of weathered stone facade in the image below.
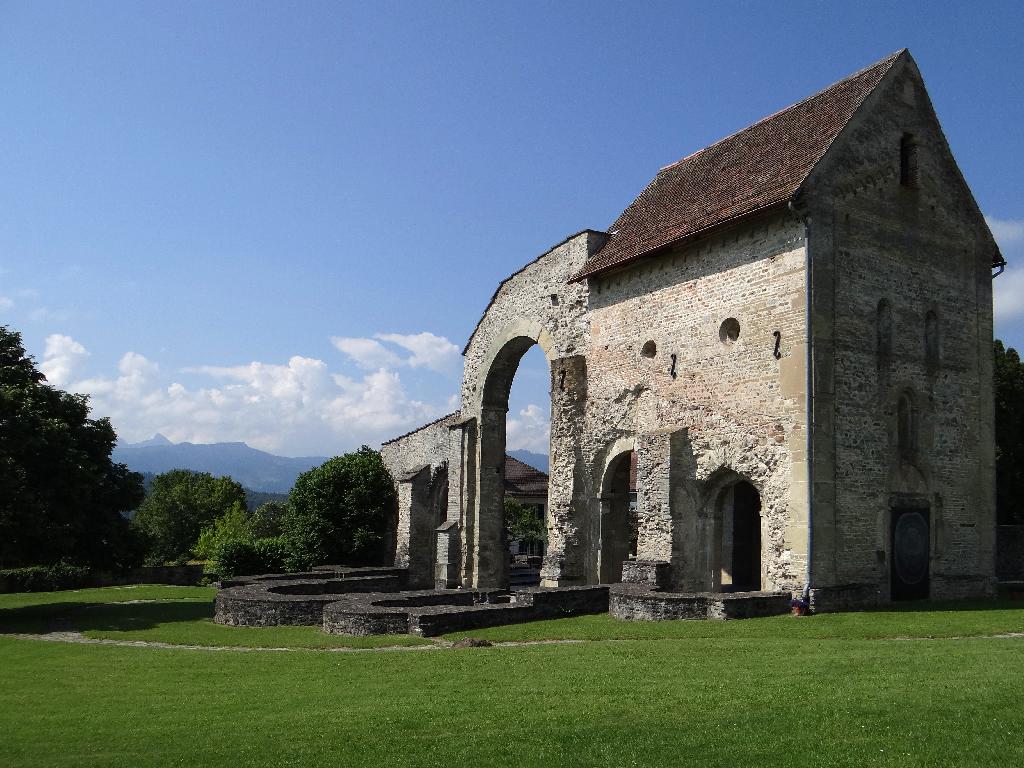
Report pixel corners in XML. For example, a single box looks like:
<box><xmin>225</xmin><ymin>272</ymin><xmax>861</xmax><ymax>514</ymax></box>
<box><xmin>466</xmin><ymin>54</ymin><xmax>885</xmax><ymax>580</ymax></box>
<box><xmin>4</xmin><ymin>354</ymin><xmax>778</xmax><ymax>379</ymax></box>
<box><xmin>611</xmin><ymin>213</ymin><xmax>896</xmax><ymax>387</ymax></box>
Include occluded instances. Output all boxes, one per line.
<box><xmin>381</xmin><ymin>51</ymin><xmax>1002</xmax><ymax>611</ymax></box>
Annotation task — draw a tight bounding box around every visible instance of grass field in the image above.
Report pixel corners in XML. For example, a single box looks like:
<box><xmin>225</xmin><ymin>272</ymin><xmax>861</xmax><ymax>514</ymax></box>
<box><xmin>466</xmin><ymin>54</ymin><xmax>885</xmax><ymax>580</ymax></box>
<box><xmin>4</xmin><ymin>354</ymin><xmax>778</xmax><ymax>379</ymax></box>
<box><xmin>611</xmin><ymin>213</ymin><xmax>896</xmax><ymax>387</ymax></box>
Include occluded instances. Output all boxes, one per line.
<box><xmin>2</xmin><ymin>586</ymin><xmax>1023</xmax><ymax>767</ymax></box>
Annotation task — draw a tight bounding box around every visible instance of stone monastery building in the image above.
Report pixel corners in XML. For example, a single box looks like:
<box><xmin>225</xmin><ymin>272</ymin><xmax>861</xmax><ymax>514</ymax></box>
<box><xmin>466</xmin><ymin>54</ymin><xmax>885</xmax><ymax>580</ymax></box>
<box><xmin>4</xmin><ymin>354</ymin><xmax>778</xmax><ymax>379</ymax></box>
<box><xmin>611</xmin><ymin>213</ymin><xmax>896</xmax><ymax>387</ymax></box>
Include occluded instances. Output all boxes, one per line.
<box><xmin>381</xmin><ymin>50</ymin><xmax>1004</xmax><ymax>611</ymax></box>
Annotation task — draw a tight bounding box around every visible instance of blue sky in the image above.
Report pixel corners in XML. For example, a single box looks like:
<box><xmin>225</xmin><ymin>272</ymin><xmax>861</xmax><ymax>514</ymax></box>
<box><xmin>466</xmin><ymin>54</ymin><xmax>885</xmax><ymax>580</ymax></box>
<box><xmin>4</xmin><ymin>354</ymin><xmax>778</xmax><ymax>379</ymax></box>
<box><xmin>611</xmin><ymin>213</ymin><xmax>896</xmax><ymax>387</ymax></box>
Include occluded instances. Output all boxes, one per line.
<box><xmin>1</xmin><ymin>1</ymin><xmax>1021</xmax><ymax>456</ymax></box>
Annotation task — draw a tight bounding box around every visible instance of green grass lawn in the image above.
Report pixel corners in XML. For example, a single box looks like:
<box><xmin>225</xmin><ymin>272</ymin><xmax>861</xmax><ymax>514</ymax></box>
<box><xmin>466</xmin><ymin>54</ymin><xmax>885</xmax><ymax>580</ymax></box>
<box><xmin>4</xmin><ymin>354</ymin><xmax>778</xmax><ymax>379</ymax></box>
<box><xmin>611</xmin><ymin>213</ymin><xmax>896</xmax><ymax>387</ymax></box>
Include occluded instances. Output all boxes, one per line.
<box><xmin>1</xmin><ymin>586</ymin><xmax>1023</xmax><ymax>767</ymax></box>
<box><xmin>441</xmin><ymin>600</ymin><xmax>1024</xmax><ymax>643</ymax></box>
<box><xmin>0</xmin><ymin>585</ymin><xmax>430</xmax><ymax>649</ymax></box>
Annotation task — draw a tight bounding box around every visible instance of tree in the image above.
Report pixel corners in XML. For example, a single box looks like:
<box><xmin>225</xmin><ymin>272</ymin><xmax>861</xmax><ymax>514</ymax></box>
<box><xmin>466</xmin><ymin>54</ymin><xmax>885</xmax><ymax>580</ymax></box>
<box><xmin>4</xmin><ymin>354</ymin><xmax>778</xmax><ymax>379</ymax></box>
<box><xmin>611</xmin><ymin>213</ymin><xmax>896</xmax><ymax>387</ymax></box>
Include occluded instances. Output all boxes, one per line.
<box><xmin>504</xmin><ymin>497</ymin><xmax>546</xmax><ymax>546</ymax></box>
<box><xmin>132</xmin><ymin>469</ymin><xmax>247</xmax><ymax>564</ymax></box>
<box><xmin>251</xmin><ymin>501</ymin><xmax>287</xmax><ymax>538</ymax></box>
<box><xmin>0</xmin><ymin>326</ymin><xmax>145</xmax><ymax>569</ymax></box>
<box><xmin>995</xmin><ymin>340</ymin><xmax>1024</xmax><ymax>524</ymax></box>
<box><xmin>283</xmin><ymin>447</ymin><xmax>396</xmax><ymax>568</ymax></box>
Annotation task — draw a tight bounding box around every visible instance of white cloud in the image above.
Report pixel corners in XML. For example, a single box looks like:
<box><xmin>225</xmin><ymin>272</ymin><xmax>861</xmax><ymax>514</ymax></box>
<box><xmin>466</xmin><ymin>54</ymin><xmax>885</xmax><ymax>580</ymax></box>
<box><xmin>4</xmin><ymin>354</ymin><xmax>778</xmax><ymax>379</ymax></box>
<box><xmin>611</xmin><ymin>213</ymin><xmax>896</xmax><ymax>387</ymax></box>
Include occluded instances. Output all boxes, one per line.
<box><xmin>0</xmin><ymin>296</ymin><xmax>12</xmax><ymax>311</ymax></box>
<box><xmin>330</xmin><ymin>336</ymin><xmax>402</xmax><ymax>370</ymax></box>
<box><xmin>994</xmin><ymin>266</ymin><xmax>1024</xmax><ymax>324</ymax></box>
<box><xmin>986</xmin><ymin>215</ymin><xmax>1024</xmax><ymax>246</ymax></box>
<box><xmin>375</xmin><ymin>332</ymin><xmax>460</xmax><ymax>372</ymax></box>
<box><xmin>53</xmin><ymin>336</ymin><xmax>446</xmax><ymax>456</ymax></box>
<box><xmin>332</xmin><ymin>331</ymin><xmax>461</xmax><ymax>374</ymax></box>
<box><xmin>506</xmin><ymin>403</ymin><xmax>550</xmax><ymax>453</ymax></box>
<box><xmin>40</xmin><ymin>333</ymin><xmax>89</xmax><ymax>387</ymax></box>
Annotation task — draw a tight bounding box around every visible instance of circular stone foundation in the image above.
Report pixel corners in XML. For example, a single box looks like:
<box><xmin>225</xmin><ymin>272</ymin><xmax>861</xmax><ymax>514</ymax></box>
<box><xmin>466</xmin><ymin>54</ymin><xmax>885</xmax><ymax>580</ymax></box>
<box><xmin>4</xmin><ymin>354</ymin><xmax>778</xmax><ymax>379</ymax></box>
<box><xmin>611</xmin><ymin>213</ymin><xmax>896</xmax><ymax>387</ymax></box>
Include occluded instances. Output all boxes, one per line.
<box><xmin>213</xmin><ymin>566</ymin><xmax>409</xmax><ymax>627</ymax></box>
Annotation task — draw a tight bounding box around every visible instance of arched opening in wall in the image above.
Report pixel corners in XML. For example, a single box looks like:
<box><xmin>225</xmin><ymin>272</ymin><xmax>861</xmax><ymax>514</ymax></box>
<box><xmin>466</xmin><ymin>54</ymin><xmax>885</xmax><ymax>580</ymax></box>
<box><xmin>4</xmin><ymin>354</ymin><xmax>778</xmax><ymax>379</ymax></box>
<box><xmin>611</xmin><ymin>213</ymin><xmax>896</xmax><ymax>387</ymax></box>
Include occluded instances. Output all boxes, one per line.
<box><xmin>598</xmin><ymin>449</ymin><xmax>638</xmax><ymax>584</ymax></box>
<box><xmin>477</xmin><ymin>339</ymin><xmax>550</xmax><ymax>589</ymax></box>
<box><xmin>504</xmin><ymin>345</ymin><xmax>551</xmax><ymax>587</ymax></box>
<box><xmin>897</xmin><ymin>390</ymin><xmax>917</xmax><ymax>463</ymax></box>
<box><xmin>714</xmin><ymin>480</ymin><xmax>762</xmax><ymax>592</ymax></box>
<box><xmin>891</xmin><ymin>505</ymin><xmax>930</xmax><ymax>601</ymax></box>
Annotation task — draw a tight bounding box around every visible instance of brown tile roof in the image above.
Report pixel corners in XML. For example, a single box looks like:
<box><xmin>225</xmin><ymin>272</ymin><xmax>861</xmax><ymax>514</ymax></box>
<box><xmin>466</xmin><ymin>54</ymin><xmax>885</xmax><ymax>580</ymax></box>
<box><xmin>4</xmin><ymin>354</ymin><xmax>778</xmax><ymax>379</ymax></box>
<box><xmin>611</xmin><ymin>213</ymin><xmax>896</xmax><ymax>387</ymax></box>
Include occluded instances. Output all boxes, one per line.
<box><xmin>504</xmin><ymin>455</ymin><xmax>548</xmax><ymax>496</ymax></box>
<box><xmin>573</xmin><ymin>51</ymin><xmax>905</xmax><ymax>281</ymax></box>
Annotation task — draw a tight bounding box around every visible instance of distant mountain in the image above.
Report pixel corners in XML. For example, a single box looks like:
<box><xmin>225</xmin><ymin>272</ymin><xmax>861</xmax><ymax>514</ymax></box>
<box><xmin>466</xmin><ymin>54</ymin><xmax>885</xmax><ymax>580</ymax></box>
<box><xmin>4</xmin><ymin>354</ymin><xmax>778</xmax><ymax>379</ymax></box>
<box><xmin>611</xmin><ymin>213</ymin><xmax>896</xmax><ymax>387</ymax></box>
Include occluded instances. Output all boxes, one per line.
<box><xmin>114</xmin><ymin>436</ymin><xmax>328</xmax><ymax>493</ymax></box>
<box><xmin>507</xmin><ymin>449</ymin><xmax>548</xmax><ymax>474</ymax></box>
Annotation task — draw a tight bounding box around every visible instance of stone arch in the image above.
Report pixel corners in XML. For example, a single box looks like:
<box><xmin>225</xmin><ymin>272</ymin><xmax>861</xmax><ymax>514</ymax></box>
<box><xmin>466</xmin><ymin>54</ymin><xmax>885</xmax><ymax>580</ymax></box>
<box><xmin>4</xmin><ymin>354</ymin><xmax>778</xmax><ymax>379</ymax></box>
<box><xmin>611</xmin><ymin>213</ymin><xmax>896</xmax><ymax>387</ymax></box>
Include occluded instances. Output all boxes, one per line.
<box><xmin>470</xmin><ymin>331</ymin><xmax>553</xmax><ymax>588</ymax></box>
<box><xmin>452</xmin><ymin>232</ymin><xmax>598</xmax><ymax>589</ymax></box>
<box><xmin>597</xmin><ymin>438</ymin><xmax>637</xmax><ymax>583</ymax></box>
<box><xmin>471</xmin><ymin>319</ymin><xmax>555</xmax><ymax>411</ymax></box>
<box><xmin>702</xmin><ymin>468</ymin><xmax>765</xmax><ymax>592</ymax></box>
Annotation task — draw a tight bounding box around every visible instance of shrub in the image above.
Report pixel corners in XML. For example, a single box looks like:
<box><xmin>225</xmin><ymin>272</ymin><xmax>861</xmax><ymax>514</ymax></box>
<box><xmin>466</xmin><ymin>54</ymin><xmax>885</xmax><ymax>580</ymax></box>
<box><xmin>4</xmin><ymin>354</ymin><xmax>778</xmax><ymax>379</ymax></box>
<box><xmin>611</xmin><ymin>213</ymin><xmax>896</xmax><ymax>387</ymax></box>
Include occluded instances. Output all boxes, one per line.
<box><xmin>212</xmin><ymin>537</ymin><xmax>288</xmax><ymax>578</ymax></box>
<box><xmin>251</xmin><ymin>502</ymin><xmax>287</xmax><ymax>538</ymax></box>
<box><xmin>0</xmin><ymin>563</ymin><xmax>92</xmax><ymax>593</ymax></box>
<box><xmin>252</xmin><ymin>537</ymin><xmax>287</xmax><ymax>574</ymax></box>
<box><xmin>193</xmin><ymin>502</ymin><xmax>252</xmax><ymax>561</ymax></box>
<box><xmin>212</xmin><ymin>540</ymin><xmax>262</xmax><ymax>579</ymax></box>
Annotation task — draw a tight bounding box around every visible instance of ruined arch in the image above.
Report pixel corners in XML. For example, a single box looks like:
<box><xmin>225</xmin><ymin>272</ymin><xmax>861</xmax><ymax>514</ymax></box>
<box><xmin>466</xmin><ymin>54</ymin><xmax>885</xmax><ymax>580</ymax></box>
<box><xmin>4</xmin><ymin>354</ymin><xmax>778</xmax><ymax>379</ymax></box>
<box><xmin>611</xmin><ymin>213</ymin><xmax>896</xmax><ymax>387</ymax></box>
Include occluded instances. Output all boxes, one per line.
<box><xmin>449</xmin><ymin>232</ymin><xmax>597</xmax><ymax>589</ymax></box>
<box><xmin>472</xmin><ymin>329</ymin><xmax>554</xmax><ymax>588</ymax></box>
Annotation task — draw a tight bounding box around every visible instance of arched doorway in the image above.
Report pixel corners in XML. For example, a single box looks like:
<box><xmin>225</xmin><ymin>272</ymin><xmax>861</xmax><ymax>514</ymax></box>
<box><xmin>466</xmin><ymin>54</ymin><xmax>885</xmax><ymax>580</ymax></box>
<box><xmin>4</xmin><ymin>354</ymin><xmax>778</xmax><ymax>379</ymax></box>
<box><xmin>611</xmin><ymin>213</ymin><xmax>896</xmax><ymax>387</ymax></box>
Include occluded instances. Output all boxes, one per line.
<box><xmin>714</xmin><ymin>480</ymin><xmax>762</xmax><ymax>592</ymax></box>
<box><xmin>475</xmin><ymin>335</ymin><xmax>550</xmax><ymax>589</ymax></box>
<box><xmin>599</xmin><ymin>448</ymin><xmax>637</xmax><ymax>583</ymax></box>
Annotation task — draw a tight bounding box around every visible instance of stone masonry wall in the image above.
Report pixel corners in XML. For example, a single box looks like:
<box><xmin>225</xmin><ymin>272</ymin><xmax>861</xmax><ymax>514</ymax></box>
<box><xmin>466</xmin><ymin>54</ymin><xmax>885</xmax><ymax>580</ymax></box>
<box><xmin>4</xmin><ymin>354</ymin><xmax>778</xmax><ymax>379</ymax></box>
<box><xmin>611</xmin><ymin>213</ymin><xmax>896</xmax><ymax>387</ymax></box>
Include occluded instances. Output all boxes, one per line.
<box><xmin>585</xmin><ymin>212</ymin><xmax>809</xmax><ymax>592</ymax></box>
<box><xmin>803</xmin><ymin>56</ymin><xmax>997</xmax><ymax>605</ymax></box>
<box><xmin>380</xmin><ymin>414</ymin><xmax>457</xmax><ymax>587</ymax></box>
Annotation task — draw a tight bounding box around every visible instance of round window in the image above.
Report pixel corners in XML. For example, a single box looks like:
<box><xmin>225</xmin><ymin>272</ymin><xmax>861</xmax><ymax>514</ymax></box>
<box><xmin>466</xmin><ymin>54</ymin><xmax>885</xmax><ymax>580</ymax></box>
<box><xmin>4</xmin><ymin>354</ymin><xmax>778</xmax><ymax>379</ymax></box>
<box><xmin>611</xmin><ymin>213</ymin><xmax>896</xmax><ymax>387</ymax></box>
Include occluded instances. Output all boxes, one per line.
<box><xmin>641</xmin><ymin>340</ymin><xmax>657</xmax><ymax>358</ymax></box>
<box><xmin>719</xmin><ymin>318</ymin><xmax>740</xmax><ymax>344</ymax></box>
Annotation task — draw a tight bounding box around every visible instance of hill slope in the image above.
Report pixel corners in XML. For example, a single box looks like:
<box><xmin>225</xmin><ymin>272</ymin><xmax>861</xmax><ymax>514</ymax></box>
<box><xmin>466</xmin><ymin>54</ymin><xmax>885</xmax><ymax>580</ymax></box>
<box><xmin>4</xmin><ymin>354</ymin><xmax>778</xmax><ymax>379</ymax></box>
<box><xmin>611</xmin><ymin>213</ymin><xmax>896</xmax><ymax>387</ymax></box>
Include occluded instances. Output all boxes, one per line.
<box><xmin>114</xmin><ymin>434</ymin><xmax>327</xmax><ymax>493</ymax></box>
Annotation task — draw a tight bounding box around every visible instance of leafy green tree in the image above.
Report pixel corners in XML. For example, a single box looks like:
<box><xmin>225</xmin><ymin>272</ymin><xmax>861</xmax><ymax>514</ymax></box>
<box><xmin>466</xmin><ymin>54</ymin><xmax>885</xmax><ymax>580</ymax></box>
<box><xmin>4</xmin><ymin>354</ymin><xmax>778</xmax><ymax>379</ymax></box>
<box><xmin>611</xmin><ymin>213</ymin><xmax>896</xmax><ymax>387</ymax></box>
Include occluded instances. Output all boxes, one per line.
<box><xmin>504</xmin><ymin>497</ymin><xmax>546</xmax><ymax>546</ymax></box>
<box><xmin>132</xmin><ymin>469</ymin><xmax>247</xmax><ymax>564</ymax></box>
<box><xmin>193</xmin><ymin>502</ymin><xmax>252</xmax><ymax>561</ymax></box>
<box><xmin>995</xmin><ymin>340</ymin><xmax>1024</xmax><ymax>524</ymax></box>
<box><xmin>251</xmin><ymin>501</ymin><xmax>287</xmax><ymax>538</ymax></box>
<box><xmin>283</xmin><ymin>447</ymin><xmax>396</xmax><ymax>567</ymax></box>
<box><xmin>0</xmin><ymin>326</ymin><xmax>145</xmax><ymax>569</ymax></box>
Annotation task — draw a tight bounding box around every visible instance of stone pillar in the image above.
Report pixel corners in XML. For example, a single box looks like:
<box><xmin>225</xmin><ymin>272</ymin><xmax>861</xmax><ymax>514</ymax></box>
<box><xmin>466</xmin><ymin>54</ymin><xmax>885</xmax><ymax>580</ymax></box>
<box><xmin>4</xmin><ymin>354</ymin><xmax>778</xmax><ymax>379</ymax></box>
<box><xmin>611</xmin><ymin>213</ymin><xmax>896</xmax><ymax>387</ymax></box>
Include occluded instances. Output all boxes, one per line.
<box><xmin>395</xmin><ymin>465</ymin><xmax>433</xmax><ymax>588</ymax></box>
<box><xmin>474</xmin><ymin>406</ymin><xmax>509</xmax><ymax>589</ymax></box>
<box><xmin>635</xmin><ymin>427</ymin><xmax>695</xmax><ymax>589</ymax></box>
<box><xmin>435</xmin><ymin>520</ymin><xmax>460</xmax><ymax>589</ymax></box>
<box><xmin>541</xmin><ymin>355</ymin><xmax>589</xmax><ymax>586</ymax></box>
<box><xmin>439</xmin><ymin>417</ymin><xmax>473</xmax><ymax>589</ymax></box>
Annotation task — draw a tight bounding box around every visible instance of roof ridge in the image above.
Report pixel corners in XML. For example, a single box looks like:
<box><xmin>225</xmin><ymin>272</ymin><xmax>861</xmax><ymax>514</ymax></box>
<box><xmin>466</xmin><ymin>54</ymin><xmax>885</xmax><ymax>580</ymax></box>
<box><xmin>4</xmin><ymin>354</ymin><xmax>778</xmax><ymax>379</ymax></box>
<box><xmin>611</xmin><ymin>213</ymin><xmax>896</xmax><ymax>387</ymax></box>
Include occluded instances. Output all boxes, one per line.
<box><xmin>791</xmin><ymin>50</ymin><xmax>905</xmax><ymax>192</ymax></box>
<box><xmin>658</xmin><ymin>49</ymin><xmax>905</xmax><ymax>175</ymax></box>
<box><xmin>380</xmin><ymin>411</ymin><xmax>458</xmax><ymax>446</ymax></box>
<box><xmin>573</xmin><ymin>49</ymin><xmax>909</xmax><ymax>281</ymax></box>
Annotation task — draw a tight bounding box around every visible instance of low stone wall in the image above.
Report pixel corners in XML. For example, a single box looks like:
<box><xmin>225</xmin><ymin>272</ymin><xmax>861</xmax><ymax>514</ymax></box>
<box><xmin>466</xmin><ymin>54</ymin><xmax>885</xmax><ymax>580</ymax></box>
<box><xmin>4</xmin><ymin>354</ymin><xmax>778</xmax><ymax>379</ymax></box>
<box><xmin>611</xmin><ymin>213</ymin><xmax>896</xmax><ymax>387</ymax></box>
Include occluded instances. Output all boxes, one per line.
<box><xmin>610</xmin><ymin>584</ymin><xmax>790</xmax><ymax>621</ymax></box>
<box><xmin>322</xmin><ymin>585</ymin><xmax>609</xmax><ymax>637</ymax></box>
<box><xmin>930</xmin><ymin>574</ymin><xmax>997</xmax><ymax>601</ymax></box>
<box><xmin>214</xmin><ymin>567</ymin><xmax>409</xmax><ymax>627</ymax></box>
<box><xmin>620</xmin><ymin>560</ymin><xmax>671</xmax><ymax>589</ymax></box>
<box><xmin>808</xmin><ymin>584</ymin><xmax>881</xmax><ymax>613</ymax></box>
<box><xmin>998</xmin><ymin>526</ymin><xmax>1024</xmax><ymax>582</ymax></box>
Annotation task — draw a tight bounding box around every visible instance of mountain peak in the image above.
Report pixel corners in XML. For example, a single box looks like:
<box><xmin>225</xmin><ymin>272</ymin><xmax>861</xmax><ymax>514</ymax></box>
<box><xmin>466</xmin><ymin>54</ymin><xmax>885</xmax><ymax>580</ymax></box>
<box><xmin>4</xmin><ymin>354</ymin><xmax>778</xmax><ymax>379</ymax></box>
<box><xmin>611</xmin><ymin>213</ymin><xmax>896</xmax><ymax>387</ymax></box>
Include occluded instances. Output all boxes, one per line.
<box><xmin>135</xmin><ymin>433</ymin><xmax>173</xmax><ymax>447</ymax></box>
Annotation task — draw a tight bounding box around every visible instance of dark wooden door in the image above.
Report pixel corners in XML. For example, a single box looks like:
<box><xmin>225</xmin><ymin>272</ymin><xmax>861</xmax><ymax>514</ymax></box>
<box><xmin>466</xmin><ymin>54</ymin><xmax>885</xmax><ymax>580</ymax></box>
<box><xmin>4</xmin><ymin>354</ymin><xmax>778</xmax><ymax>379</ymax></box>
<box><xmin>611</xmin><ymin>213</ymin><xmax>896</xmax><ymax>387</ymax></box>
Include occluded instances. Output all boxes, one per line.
<box><xmin>891</xmin><ymin>508</ymin><xmax>930</xmax><ymax>601</ymax></box>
